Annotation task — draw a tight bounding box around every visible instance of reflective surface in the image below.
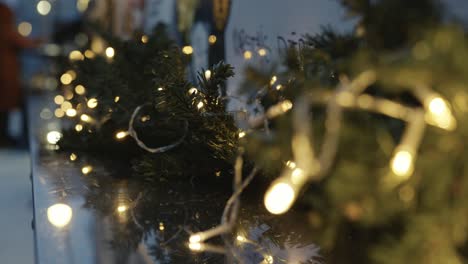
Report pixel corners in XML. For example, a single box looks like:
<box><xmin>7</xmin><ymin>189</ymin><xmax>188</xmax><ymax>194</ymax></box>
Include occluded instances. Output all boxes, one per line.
<box><xmin>30</xmin><ymin>94</ymin><xmax>322</xmax><ymax>264</ymax></box>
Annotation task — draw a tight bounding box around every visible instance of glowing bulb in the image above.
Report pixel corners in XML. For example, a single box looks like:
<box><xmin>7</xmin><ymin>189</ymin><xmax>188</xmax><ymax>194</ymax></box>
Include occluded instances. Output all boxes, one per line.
<box><xmin>54</xmin><ymin>109</ymin><xmax>65</xmax><ymax>118</ymax></box>
<box><xmin>264</xmin><ymin>182</ymin><xmax>296</xmax><ymax>215</ymax></box>
<box><xmin>80</xmin><ymin>114</ymin><xmax>91</xmax><ymax>122</ymax></box>
<box><xmin>60</xmin><ymin>73</ymin><xmax>72</xmax><ymax>85</ymax></box>
<box><xmin>46</xmin><ymin>131</ymin><xmax>62</xmax><ymax>144</ymax></box>
<box><xmin>291</xmin><ymin>168</ymin><xmax>305</xmax><ymax>185</ymax></box>
<box><xmin>390</xmin><ymin>150</ymin><xmax>414</xmax><ymax>178</ymax></box>
<box><xmin>189</xmin><ymin>234</ymin><xmax>202</xmax><ymax>243</ymax></box>
<box><xmin>115</xmin><ymin>131</ymin><xmax>128</xmax><ymax>140</ymax></box>
<box><xmin>117</xmin><ymin>205</ymin><xmax>127</xmax><ymax>213</ymax></box>
<box><xmin>18</xmin><ymin>22</ymin><xmax>32</xmax><ymax>37</ymax></box>
<box><xmin>159</xmin><ymin>222</ymin><xmax>165</xmax><ymax>231</ymax></box>
<box><xmin>81</xmin><ymin>165</ymin><xmax>93</xmax><ymax>175</ymax></box>
<box><xmin>75</xmin><ymin>85</ymin><xmax>86</xmax><ymax>95</ymax></box>
<box><xmin>114</xmin><ymin>96</ymin><xmax>120</xmax><ymax>103</ymax></box>
<box><xmin>258</xmin><ymin>48</ymin><xmax>267</xmax><ymax>56</ymax></box>
<box><xmin>236</xmin><ymin>235</ymin><xmax>246</xmax><ymax>242</ymax></box>
<box><xmin>87</xmin><ymin>98</ymin><xmax>98</xmax><ymax>108</ymax></box>
<box><xmin>84</xmin><ymin>50</ymin><xmax>95</xmax><ymax>59</ymax></box>
<box><xmin>157</xmin><ymin>87</ymin><xmax>164</xmax><ymax>91</ymax></box>
<box><xmin>66</xmin><ymin>109</ymin><xmax>77</xmax><ymax>117</ymax></box>
<box><xmin>60</xmin><ymin>101</ymin><xmax>72</xmax><ymax>111</ymax></box>
<box><xmin>54</xmin><ymin>95</ymin><xmax>64</xmax><ymax>105</ymax></box>
<box><xmin>286</xmin><ymin>160</ymin><xmax>296</xmax><ymax>169</ymax></box>
<box><xmin>47</xmin><ymin>203</ymin><xmax>72</xmax><ymax>228</ymax></box>
<box><xmin>426</xmin><ymin>96</ymin><xmax>456</xmax><ymax>130</ymax></box>
<box><xmin>69</xmin><ymin>50</ymin><xmax>84</xmax><ymax>61</ymax></box>
<box><xmin>189</xmin><ymin>242</ymin><xmax>203</xmax><ymax>251</ymax></box>
<box><xmin>37</xmin><ymin>0</ymin><xmax>51</xmax><ymax>16</ymax></box>
<box><xmin>105</xmin><ymin>47</ymin><xmax>115</xmax><ymax>58</ymax></box>
<box><xmin>243</xmin><ymin>50</ymin><xmax>253</xmax><ymax>60</ymax></box>
<box><xmin>197</xmin><ymin>101</ymin><xmax>204</xmax><ymax>109</ymax></box>
<box><xmin>188</xmin><ymin>87</ymin><xmax>198</xmax><ymax>95</ymax></box>
<box><xmin>270</xmin><ymin>76</ymin><xmax>277</xmax><ymax>85</ymax></box>
<box><xmin>264</xmin><ymin>255</ymin><xmax>274</xmax><ymax>264</ymax></box>
<box><xmin>141</xmin><ymin>35</ymin><xmax>148</xmax><ymax>43</ymax></box>
<box><xmin>281</xmin><ymin>100</ymin><xmax>293</xmax><ymax>111</ymax></box>
<box><xmin>238</xmin><ymin>131</ymin><xmax>246</xmax><ymax>138</ymax></box>
<box><xmin>75</xmin><ymin>124</ymin><xmax>83</xmax><ymax>132</ymax></box>
<box><xmin>70</xmin><ymin>153</ymin><xmax>77</xmax><ymax>161</ymax></box>
<box><xmin>208</xmin><ymin>35</ymin><xmax>217</xmax><ymax>44</ymax></box>
<box><xmin>182</xmin><ymin>46</ymin><xmax>193</xmax><ymax>55</ymax></box>
<box><xmin>204</xmin><ymin>70</ymin><xmax>212</xmax><ymax>80</ymax></box>
<box><xmin>275</xmin><ymin>84</ymin><xmax>282</xmax><ymax>91</ymax></box>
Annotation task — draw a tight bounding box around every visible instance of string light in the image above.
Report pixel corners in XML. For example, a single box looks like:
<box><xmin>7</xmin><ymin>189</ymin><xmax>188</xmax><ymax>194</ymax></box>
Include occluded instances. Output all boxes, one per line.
<box><xmin>84</xmin><ymin>50</ymin><xmax>95</xmax><ymax>59</ymax></box>
<box><xmin>115</xmin><ymin>131</ymin><xmax>128</xmax><ymax>140</ymax></box>
<box><xmin>270</xmin><ymin>76</ymin><xmax>277</xmax><ymax>86</ymax></box>
<box><xmin>159</xmin><ymin>222</ymin><xmax>165</xmax><ymax>231</ymax></box>
<box><xmin>18</xmin><ymin>22</ymin><xmax>32</xmax><ymax>37</ymax></box>
<box><xmin>258</xmin><ymin>48</ymin><xmax>267</xmax><ymax>56</ymax></box>
<box><xmin>204</xmin><ymin>70</ymin><xmax>212</xmax><ymax>80</ymax></box>
<box><xmin>236</xmin><ymin>235</ymin><xmax>246</xmax><ymax>242</ymax></box>
<box><xmin>105</xmin><ymin>47</ymin><xmax>115</xmax><ymax>58</ymax></box>
<box><xmin>54</xmin><ymin>95</ymin><xmax>64</xmax><ymax>105</ymax></box>
<box><xmin>264</xmin><ymin>181</ymin><xmax>296</xmax><ymax>215</ymax></box>
<box><xmin>275</xmin><ymin>84</ymin><xmax>282</xmax><ymax>91</ymax></box>
<box><xmin>197</xmin><ymin>101</ymin><xmax>205</xmax><ymax>110</ymax></box>
<box><xmin>60</xmin><ymin>73</ymin><xmax>72</xmax><ymax>85</ymax></box>
<box><xmin>157</xmin><ymin>87</ymin><xmax>164</xmax><ymax>91</ymax></box>
<box><xmin>54</xmin><ymin>109</ymin><xmax>65</xmax><ymax>118</ymax></box>
<box><xmin>87</xmin><ymin>98</ymin><xmax>98</xmax><ymax>108</ymax></box>
<box><xmin>47</xmin><ymin>203</ymin><xmax>72</xmax><ymax>228</ymax></box>
<box><xmin>66</xmin><ymin>109</ymin><xmax>77</xmax><ymax>117</ymax></box>
<box><xmin>46</xmin><ymin>131</ymin><xmax>62</xmax><ymax>144</ymax></box>
<box><xmin>188</xmin><ymin>87</ymin><xmax>198</xmax><ymax>95</ymax></box>
<box><xmin>263</xmin><ymin>255</ymin><xmax>274</xmax><ymax>264</ymax></box>
<box><xmin>189</xmin><ymin>234</ymin><xmax>202</xmax><ymax>243</ymax></box>
<box><xmin>37</xmin><ymin>0</ymin><xmax>51</xmax><ymax>16</ymax></box>
<box><xmin>81</xmin><ymin>165</ymin><xmax>93</xmax><ymax>175</ymax></box>
<box><xmin>114</xmin><ymin>96</ymin><xmax>120</xmax><ymax>103</ymax></box>
<box><xmin>238</xmin><ymin>131</ymin><xmax>246</xmax><ymax>138</ymax></box>
<box><xmin>80</xmin><ymin>114</ymin><xmax>91</xmax><ymax>122</ymax></box>
<box><xmin>75</xmin><ymin>85</ymin><xmax>86</xmax><ymax>95</ymax></box>
<box><xmin>60</xmin><ymin>101</ymin><xmax>72</xmax><ymax>111</ymax></box>
<box><xmin>70</xmin><ymin>153</ymin><xmax>77</xmax><ymax>161</ymax></box>
<box><xmin>391</xmin><ymin>149</ymin><xmax>414</xmax><ymax>178</ymax></box>
<box><xmin>243</xmin><ymin>50</ymin><xmax>253</xmax><ymax>60</ymax></box>
<box><xmin>208</xmin><ymin>35</ymin><xmax>217</xmax><ymax>44</ymax></box>
<box><xmin>141</xmin><ymin>35</ymin><xmax>148</xmax><ymax>43</ymax></box>
<box><xmin>188</xmin><ymin>242</ymin><xmax>203</xmax><ymax>251</ymax></box>
<box><xmin>69</xmin><ymin>50</ymin><xmax>84</xmax><ymax>61</ymax></box>
<box><xmin>182</xmin><ymin>46</ymin><xmax>193</xmax><ymax>55</ymax></box>
<box><xmin>116</xmin><ymin>205</ymin><xmax>127</xmax><ymax>213</ymax></box>
<box><xmin>425</xmin><ymin>95</ymin><xmax>456</xmax><ymax>130</ymax></box>
<box><xmin>286</xmin><ymin>160</ymin><xmax>296</xmax><ymax>169</ymax></box>
<box><xmin>75</xmin><ymin>124</ymin><xmax>83</xmax><ymax>132</ymax></box>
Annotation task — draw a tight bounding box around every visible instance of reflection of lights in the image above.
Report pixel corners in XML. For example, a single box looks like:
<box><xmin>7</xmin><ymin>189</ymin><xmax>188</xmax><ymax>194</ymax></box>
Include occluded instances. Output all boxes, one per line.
<box><xmin>65</xmin><ymin>109</ymin><xmax>77</xmax><ymax>117</ymax></box>
<box><xmin>80</xmin><ymin>114</ymin><xmax>91</xmax><ymax>122</ymax></box>
<box><xmin>243</xmin><ymin>50</ymin><xmax>252</xmax><ymax>60</ymax></box>
<box><xmin>70</xmin><ymin>153</ymin><xmax>77</xmax><ymax>161</ymax></box>
<box><xmin>115</xmin><ymin>131</ymin><xmax>128</xmax><ymax>140</ymax></box>
<box><xmin>264</xmin><ymin>182</ymin><xmax>295</xmax><ymax>215</ymax></box>
<box><xmin>75</xmin><ymin>85</ymin><xmax>86</xmax><ymax>95</ymax></box>
<box><xmin>54</xmin><ymin>95</ymin><xmax>64</xmax><ymax>105</ymax></box>
<box><xmin>197</xmin><ymin>101</ymin><xmax>204</xmax><ymax>109</ymax></box>
<box><xmin>117</xmin><ymin>205</ymin><xmax>127</xmax><ymax>213</ymax></box>
<box><xmin>87</xmin><ymin>98</ymin><xmax>98</xmax><ymax>108</ymax></box>
<box><xmin>46</xmin><ymin>131</ymin><xmax>62</xmax><ymax>144</ymax></box>
<box><xmin>188</xmin><ymin>87</ymin><xmax>198</xmax><ymax>95</ymax></box>
<box><xmin>105</xmin><ymin>47</ymin><xmax>115</xmax><ymax>58</ymax></box>
<box><xmin>37</xmin><ymin>0</ymin><xmax>52</xmax><ymax>16</ymax></box>
<box><xmin>141</xmin><ymin>35</ymin><xmax>148</xmax><ymax>43</ymax></box>
<box><xmin>182</xmin><ymin>45</ymin><xmax>193</xmax><ymax>55</ymax></box>
<box><xmin>204</xmin><ymin>70</ymin><xmax>212</xmax><ymax>80</ymax></box>
<box><xmin>47</xmin><ymin>203</ymin><xmax>72</xmax><ymax>228</ymax></box>
<box><xmin>75</xmin><ymin>124</ymin><xmax>83</xmax><ymax>132</ymax></box>
<box><xmin>390</xmin><ymin>150</ymin><xmax>414</xmax><ymax>179</ymax></box>
<box><xmin>238</xmin><ymin>131</ymin><xmax>246</xmax><ymax>138</ymax></box>
<box><xmin>81</xmin><ymin>165</ymin><xmax>93</xmax><ymax>175</ymax></box>
<box><xmin>18</xmin><ymin>22</ymin><xmax>32</xmax><ymax>37</ymax></box>
<box><xmin>208</xmin><ymin>35</ymin><xmax>217</xmax><ymax>44</ymax></box>
<box><xmin>60</xmin><ymin>73</ymin><xmax>72</xmax><ymax>85</ymax></box>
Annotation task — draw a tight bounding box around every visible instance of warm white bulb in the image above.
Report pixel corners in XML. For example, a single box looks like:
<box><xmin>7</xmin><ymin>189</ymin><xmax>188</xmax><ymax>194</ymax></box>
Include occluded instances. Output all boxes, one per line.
<box><xmin>264</xmin><ymin>182</ymin><xmax>296</xmax><ymax>215</ymax></box>
<box><xmin>270</xmin><ymin>75</ymin><xmax>277</xmax><ymax>85</ymax></box>
<box><xmin>182</xmin><ymin>46</ymin><xmax>193</xmax><ymax>55</ymax></box>
<box><xmin>236</xmin><ymin>235</ymin><xmax>246</xmax><ymax>242</ymax></box>
<box><xmin>66</xmin><ymin>109</ymin><xmax>77</xmax><ymax>117</ymax></box>
<box><xmin>188</xmin><ymin>87</ymin><xmax>198</xmax><ymax>95</ymax></box>
<box><xmin>117</xmin><ymin>205</ymin><xmax>127</xmax><ymax>213</ymax></box>
<box><xmin>426</xmin><ymin>96</ymin><xmax>456</xmax><ymax>130</ymax></box>
<box><xmin>87</xmin><ymin>98</ymin><xmax>98</xmax><ymax>108</ymax></box>
<box><xmin>69</xmin><ymin>50</ymin><xmax>84</xmax><ymax>61</ymax></box>
<box><xmin>75</xmin><ymin>124</ymin><xmax>83</xmax><ymax>132</ymax></box>
<box><xmin>70</xmin><ymin>153</ymin><xmax>77</xmax><ymax>161</ymax></box>
<box><xmin>81</xmin><ymin>165</ymin><xmax>93</xmax><ymax>175</ymax></box>
<box><xmin>391</xmin><ymin>150</ymin><xmax>414</xmax><ymax>178</ymax></box>
<box><xmin>37</xmin><ymin>0</ymin><xmax>52</xmax><ymax>16</ymax></box>
<box><xmin>80</xmin><ymin>114</ymin><xmax>91</xmax><ymax>122</ymax></box>
<box><xmin>115</xmin><ymin>131</ymin><xmax>128</xmax><ymax>140</ymax></box>
<box><xmin>189</xmin><ymin>234</ymin><xmax>202</xmax><ymax>243</ymax></box>
<box><xmin>189</xmin><ymin>242</ymin><xmax>203</xmax><ymax>251</ymax></box>
<box><xmin>105</xmin><ymin>47</ymin><xmax>115</xmax><ymax>58</ymax></box>
<box><xmin>204</xmin><ymin>70</ymin><xmax>212</xmax><ymax>80</ymax></box>
<box><xmin>47</xmin><ymin>203</ymin><xmax>73</xmax><ymax>228</ymax></box>
<box><xmin>60</xmin><ymin>73</ymin><xmax>72</xmax><ymax>85</ymax></box>
<box><xmin>75</xmin><ymin>85</ymin><xmax>86</xmax><ymax>95</ymax></box>
<box><xmin>238</xmin><ymin>131</ymin><xmax>246</xmax><ymax>138</ymax></box>
<box><xmin>46</xmin><ymin>131</ymin><xmax>62</xmax><ymax>144</ymax></box>
<box><xmin>197</xmin><ymin>101</ymin><xmax>204</xmax><ymax>109</ymax></box>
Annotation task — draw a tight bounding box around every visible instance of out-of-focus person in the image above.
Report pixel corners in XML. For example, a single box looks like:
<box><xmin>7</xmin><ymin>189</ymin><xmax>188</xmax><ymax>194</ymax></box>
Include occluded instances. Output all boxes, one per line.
<box><xmin>0</xmin><ymin>3</ymin><xmax>41</xmax><ymax>147</ymax></box>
